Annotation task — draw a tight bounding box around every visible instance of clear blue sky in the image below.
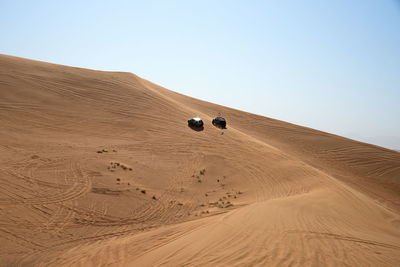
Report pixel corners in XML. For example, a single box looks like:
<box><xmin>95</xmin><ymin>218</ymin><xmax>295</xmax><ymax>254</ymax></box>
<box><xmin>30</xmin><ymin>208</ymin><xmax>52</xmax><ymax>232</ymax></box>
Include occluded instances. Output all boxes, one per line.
<box><xmin>1</xmin><ymin>0</ymin><xmax>399</xmax><ymax>149</ymax></box>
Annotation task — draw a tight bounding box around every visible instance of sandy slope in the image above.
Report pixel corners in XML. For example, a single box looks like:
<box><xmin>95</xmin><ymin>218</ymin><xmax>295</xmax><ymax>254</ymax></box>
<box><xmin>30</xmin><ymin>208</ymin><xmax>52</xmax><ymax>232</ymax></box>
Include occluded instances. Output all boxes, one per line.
<box><xmin>0</xmin><ymin>54</ymin><xmax>399</xmax><ymax>266</ymax></box>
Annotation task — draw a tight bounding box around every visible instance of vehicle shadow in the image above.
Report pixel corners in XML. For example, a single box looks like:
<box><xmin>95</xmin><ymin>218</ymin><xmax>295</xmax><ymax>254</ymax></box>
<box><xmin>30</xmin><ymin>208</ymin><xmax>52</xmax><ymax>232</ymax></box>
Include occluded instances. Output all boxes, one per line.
<box><xmin>188</xmin><ymin>125</ymin><xmax>204</xmax><ymax>131</ymax></box>
<box><xmin>212</xmin><ymin>124</ymin><xmax>227</xmax><ymax>130</ymax></box>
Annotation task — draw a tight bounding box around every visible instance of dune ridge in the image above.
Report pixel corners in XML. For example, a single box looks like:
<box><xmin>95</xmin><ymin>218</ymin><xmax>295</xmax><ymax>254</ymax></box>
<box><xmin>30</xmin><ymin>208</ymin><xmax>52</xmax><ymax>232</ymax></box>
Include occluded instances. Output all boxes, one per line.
<box><xmin>0</xmin><ymin>54</ymin><xmax>399</xmax><ymax>266</ymax></box>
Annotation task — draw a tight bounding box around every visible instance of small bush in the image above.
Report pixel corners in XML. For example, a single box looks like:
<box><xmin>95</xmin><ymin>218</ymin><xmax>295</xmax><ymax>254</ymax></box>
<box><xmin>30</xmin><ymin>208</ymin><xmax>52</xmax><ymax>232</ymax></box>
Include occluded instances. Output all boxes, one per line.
<box><xmin>141</xmin><ymin>190</ymin><xmax>146</xmax><ymax>194</ymax></box>
<box><xmin>225</xmin><ymin>201</ymin><xmax>233</xmax><ymax>208</ymax></box>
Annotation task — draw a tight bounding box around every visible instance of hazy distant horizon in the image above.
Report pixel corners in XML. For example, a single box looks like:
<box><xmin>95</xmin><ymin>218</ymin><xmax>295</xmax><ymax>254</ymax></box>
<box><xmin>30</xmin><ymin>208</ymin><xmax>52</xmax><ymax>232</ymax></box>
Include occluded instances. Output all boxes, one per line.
<box><xmin>1</xmin><ymin>0</ymin><xmax>399</xmax><ymax>150</ymax></box>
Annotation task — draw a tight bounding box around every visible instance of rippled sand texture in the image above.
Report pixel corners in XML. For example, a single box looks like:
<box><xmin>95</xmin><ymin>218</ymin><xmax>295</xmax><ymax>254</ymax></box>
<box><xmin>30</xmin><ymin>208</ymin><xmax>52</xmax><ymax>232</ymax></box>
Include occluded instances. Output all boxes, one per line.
<box><xmin>1</xmin><ymin>55</ymin><xmax>399</xmax><ymax>266</ymax></box>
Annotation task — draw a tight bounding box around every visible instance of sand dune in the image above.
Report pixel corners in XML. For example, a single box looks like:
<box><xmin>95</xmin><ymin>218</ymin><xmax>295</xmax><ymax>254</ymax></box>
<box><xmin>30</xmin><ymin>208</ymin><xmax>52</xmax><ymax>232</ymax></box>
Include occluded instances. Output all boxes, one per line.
<box><xmin>0</xmin><ymin>54</ymin><xmax>399</xmax><ymax>266</ymax></box>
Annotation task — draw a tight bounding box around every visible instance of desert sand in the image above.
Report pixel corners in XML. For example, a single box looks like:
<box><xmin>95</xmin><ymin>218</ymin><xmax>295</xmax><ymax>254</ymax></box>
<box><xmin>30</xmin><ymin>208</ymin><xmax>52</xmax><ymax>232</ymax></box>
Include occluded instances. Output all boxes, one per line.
<box><xmin>0</xmin><ymin>54</ymin><xmax>399</xmax><ymax>266</ymax></box>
